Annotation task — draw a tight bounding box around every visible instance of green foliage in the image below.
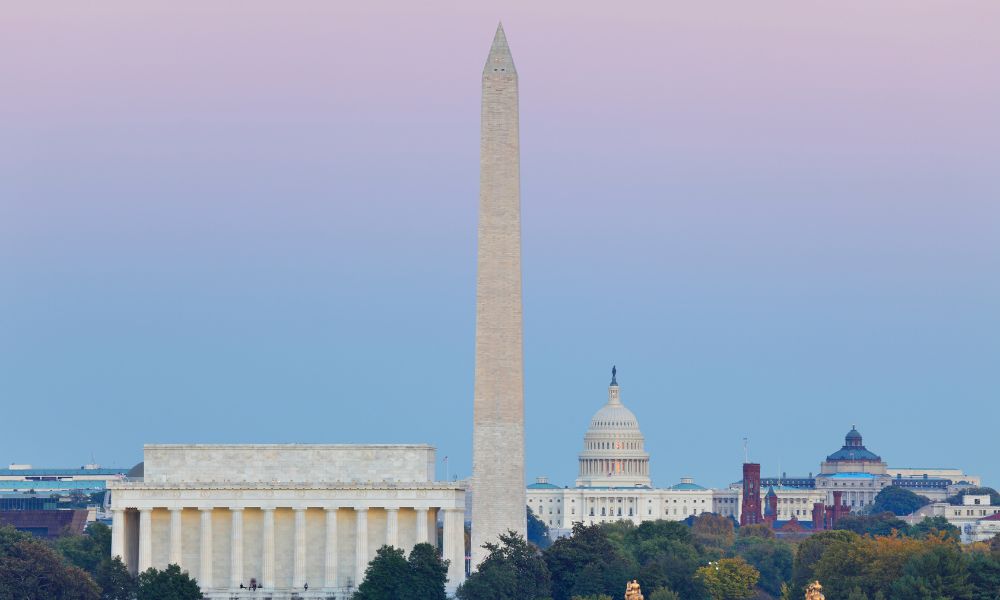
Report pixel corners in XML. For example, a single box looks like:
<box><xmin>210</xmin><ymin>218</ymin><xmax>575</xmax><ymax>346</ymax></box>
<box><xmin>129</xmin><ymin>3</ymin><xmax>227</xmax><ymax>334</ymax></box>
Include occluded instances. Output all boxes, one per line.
<box><xmin>528</xmin><ymin>507</ymin><xmax>553</xmax><ymax>549</ymax></box>
<box><xmin>354</xmin><ymin>545</ymin><xmax>410</xmax><ymax>600</ymax></box>
<box><xmin>834</xmin><ymin>512</ymin><xmax>909</xmax><ymax>537</ymax></box>
<box><xmin>54</xmin><ymin>523</ymin><xmax>112</xmax><ymax>576</ymax></box>
<box><xmin>0</xmin><ymin>525</ymin><xmax>100</xmax><ymax>600</ymax></box>
<box><xmin>570</xmin><ymin>595</ymin><xmax>612</xmax><ymax>600</ymax></box>
<box><xmin>136</xmin><ymin>564</ymin><xmax>201</xmax><ymax>600</ymax></box>
<box><xmin>966</xmin><ymin>550</ymin><xmax>1000</xmax><ymax>600</ymax></box>
<box><xmin>736</xmin><ymin>524</ymin><xmax>775</xmax><ymax>540</ymax></box>
<box><xmin>544</xmin><ymin>523</ymin><xmax>635</xmax><ymax>600</ymax></box>
<box><xmin>732</xmin><ymin>537</ymin><xmax>792</xmax><ymax>597</ymax></box>
<box><xmin>694</xmin><ymin>557</ymin><xmax>759</xmax><ymax>600</ymax></box>
<box><xmin>691</xmin><ymin>513</ymin><xmax>735</xmax><ymax>550</ymax></box>
<box><xmin>947</xmin><ymin>488</ymin><xmax>1000</xmax><ymax>506</ymax></box>
<box><xmin>909</xmin><ymin>516</ymin><xmax>961</xmax><ymax>542</ymax></box>
<box><xmin>791</xmin><ymin>530</ymin><xmax>860</xmax><ymax>596</ymax></box>
<box><xmin>94</xmin><ymin>557</ymin><xmax>135</xmax><ymax>600</ymax></box>
<box><xmin>405</xmin><ymin>543</ymin><xmax>449</xmax><ymax>600</ymax></box>
<box><xmin>353</xmin><ymin>543</ymin><xmax>449</xmax><ymax>600</ymax></box>
<box><xmin>457</xmin><ymin>530</ymin><xmax>552</xmax><ymax>600</ymax></box>
<box><xmin>890</xmin><ymin>543</ymin><xmax>973</xmax><ymax>600</ymax></box>
<box><xmin>846</xmin><ymin>587</ymin><xmax>869</xmax><ymax>600</ymax></box>
<box><xmin>871</xmin><ymin>486</ymin><xmax>931</xmax><ymax>516</ymax></box>
<box><xmin>649</xmin><ymin>588</ymin><xmax>681</xmax><ymax>600</ymax></box>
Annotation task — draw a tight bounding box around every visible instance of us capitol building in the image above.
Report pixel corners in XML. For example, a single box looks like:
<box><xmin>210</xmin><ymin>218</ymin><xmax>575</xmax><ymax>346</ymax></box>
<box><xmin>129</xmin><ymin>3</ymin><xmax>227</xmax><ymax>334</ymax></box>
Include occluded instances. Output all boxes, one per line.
<box><xmin>527</xmin><ymin>369</ymin><xmax>741</xmax><ymax>538</ymax></box>
<box><xmin>527</xmin><ymin>368</ymin><xmax>980</xmax><ymax>538</ymax></box>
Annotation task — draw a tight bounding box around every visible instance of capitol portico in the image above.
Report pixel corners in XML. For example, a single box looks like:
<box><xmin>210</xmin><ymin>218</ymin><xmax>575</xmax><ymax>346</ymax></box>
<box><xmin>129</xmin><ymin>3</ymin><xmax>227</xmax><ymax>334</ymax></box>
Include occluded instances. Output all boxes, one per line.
<box><xmin>108</xmin><ymin>445</ymin><xmax>465</xmax><ymax>600</ymax></box>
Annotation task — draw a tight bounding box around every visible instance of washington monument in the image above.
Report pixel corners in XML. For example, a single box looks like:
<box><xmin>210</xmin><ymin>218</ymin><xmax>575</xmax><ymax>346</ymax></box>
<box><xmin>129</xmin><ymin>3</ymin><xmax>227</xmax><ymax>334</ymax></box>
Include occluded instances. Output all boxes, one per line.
<box><xmin>471</xmin><ymin>23</ymin><xmax>526</xmax><ymax>568</ymax></box>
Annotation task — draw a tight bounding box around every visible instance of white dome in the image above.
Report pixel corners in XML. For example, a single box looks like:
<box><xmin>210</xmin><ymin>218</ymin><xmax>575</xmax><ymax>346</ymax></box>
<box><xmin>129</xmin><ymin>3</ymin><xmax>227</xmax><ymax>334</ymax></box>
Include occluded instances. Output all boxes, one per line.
<box><xmin>588</xmin><ymin>403</ymin><xmax>640</xmax><ymax>431</ymax></box>
<box><xmin>576</xmin><ymin>370</ymin><xmax>651</xmax><ymax>489</ymax></box>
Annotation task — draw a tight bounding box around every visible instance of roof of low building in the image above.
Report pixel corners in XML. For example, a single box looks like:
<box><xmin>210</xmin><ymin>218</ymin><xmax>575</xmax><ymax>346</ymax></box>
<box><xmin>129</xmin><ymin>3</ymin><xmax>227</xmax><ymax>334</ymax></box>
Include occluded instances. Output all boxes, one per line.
<box><xmin>669</xmin><ymin>481</ymin><xmax>708</xmax><ymax>491</ymax></box>
<box><xmin>0</xmin><ymin>468</ymin><xmax>128</xmax><ymax>477</ymax></box>
<box><xmin>818</xmin><ymin>472</ymin><xmax>879</xmax><ymax>479</ymax></box>
<box><xmin>527</xmin><ymin>481</ymin><xmax>561</xmax><ymax>490</ymax></box>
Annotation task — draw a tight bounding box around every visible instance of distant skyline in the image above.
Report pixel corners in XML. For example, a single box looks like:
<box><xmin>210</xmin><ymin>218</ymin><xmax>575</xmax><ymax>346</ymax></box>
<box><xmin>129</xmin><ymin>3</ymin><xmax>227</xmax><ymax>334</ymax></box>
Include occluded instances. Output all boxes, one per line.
<box><xmin>1</xmin><ymin>1</ymin><xmax>998</xmax><ymax>488</ymax></box>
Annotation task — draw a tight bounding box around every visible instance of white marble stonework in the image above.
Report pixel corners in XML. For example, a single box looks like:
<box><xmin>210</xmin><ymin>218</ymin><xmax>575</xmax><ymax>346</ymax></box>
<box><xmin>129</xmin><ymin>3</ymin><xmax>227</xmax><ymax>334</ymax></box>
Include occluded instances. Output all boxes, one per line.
<box><xmin>109</xmin><ymin>445</ymin><xmax>465</xmax><ymax>600</ymax></box>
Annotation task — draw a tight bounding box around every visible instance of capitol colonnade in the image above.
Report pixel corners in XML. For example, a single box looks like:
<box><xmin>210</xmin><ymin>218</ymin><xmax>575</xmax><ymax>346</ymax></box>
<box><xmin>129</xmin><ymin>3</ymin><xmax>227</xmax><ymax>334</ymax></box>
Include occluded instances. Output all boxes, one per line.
<box><xmin>109</xmin><ymin>445</ymin><xmax>466</xmax><ymax>600</ymax></box>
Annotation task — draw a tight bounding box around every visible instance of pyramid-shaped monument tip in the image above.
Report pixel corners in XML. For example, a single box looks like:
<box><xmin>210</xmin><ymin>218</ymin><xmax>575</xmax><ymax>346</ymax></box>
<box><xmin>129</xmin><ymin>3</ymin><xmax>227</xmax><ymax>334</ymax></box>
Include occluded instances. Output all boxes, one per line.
<box><xmin>484</xmin><ymin>22</ymin><xmax>516</xmax><ymax>74</ymax></box>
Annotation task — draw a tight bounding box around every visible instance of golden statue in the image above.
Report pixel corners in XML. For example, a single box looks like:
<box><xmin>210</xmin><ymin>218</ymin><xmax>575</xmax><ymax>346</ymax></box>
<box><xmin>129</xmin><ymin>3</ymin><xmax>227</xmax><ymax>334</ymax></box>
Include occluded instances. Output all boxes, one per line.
<box><xmin>805</xmin><ymin>581</ymin><xmax>825</xmax><ymax>600</ymax></box>
<box><xmin>625</xmin><ymin>579</ymin><xmax>644</xmax><ymax>600</ymax></box>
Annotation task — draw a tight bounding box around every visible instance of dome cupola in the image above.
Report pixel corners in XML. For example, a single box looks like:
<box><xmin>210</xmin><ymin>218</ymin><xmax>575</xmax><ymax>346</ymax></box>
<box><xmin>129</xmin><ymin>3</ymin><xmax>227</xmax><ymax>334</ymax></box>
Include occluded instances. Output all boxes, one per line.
<box><xmin>575</xmin><ymin>367</ymin><xmax>651</xmax><ymax>488</ymax></box>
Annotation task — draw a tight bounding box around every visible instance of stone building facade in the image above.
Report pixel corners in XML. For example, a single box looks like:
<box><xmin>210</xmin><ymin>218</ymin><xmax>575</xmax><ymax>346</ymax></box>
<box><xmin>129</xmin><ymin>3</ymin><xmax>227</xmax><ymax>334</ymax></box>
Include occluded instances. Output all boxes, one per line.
<box><xmin>526</xmin><ymin>372</ymin><xmax>739</xmax><ymax>538</ymax></box>
<box><xmin>108</xmin><ymin>445</ymin><xmax>465</xmax><ymax>599</ymax></box>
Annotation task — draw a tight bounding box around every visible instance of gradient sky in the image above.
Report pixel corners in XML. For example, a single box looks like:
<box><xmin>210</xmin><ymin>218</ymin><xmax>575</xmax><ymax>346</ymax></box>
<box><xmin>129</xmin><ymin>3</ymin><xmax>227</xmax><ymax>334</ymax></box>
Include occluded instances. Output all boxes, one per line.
<box><xmin>2</xmin><ymin>1</ymin><xmax>998</xmax><ymax>489</ymax></box>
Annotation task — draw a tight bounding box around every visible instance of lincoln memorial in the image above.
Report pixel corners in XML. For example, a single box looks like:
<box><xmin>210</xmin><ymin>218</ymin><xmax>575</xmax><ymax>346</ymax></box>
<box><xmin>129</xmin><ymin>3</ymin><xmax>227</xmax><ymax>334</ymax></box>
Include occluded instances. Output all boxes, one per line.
<box><xmin>107</xmin><ymin>444</ymin><xmax>466</xmax><ymax>599</ymax></box>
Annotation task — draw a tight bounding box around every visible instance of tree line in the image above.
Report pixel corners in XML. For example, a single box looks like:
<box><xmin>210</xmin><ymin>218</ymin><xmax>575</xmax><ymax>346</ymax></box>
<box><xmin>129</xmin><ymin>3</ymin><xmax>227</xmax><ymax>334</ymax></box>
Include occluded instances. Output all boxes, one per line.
<box><xmin>0</xmin><ymin>523</ymin><xmax>201</xmax><ymax>600</ymax></box>
<box><xmin>4</xmin><ymin>494</ymin><xmax>999</xmax><ymax>600</ymax></box>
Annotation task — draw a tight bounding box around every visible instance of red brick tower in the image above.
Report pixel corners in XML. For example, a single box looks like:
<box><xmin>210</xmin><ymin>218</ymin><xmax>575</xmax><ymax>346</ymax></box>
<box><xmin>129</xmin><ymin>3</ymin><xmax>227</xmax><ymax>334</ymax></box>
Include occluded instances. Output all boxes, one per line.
<box><xmin>812</xmin><ymin>502</ymin><xmax>826</xmax><ymax>530</ymax></box>
<box><xmin>764</xmin><ymin>486</ymin><xmax>779</xmax><ymax>526</ymax></box>
<box><xmin>740</xmin><ymin>463</ymin><xmax>763</xmax><ymax>525</ymax></box>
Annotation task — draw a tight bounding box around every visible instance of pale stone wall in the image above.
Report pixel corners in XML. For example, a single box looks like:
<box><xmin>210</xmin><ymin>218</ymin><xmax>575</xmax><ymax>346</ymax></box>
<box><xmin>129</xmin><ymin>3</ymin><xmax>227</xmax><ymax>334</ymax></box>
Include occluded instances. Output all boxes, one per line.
<box><xmin>471</xmin><ymin>22</ymin><xmax>527</xmax><ymax>570</ymax></box>
<box><xmin>143</xmin><ymin>444</ymin><xmax>435</xmax><ymax>484</ymax></box>
<box><xmin>528</xmin><ymin>486</ymin><xmax>742</xmax><ymax>536</ymax></box>
<box><xmin>110</xmin><ymin>444</ymin><xmax>465</xmax><ymax>600</ymax></box>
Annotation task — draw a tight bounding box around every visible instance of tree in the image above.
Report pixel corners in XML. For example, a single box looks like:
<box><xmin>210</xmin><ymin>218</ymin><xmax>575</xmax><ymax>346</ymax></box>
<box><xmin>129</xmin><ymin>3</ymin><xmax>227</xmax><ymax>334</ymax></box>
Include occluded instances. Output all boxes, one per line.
<box><xmin>909</xmin><ymin>516</ymin><xmax>961</xmax><ymax>542</ymax></box>
<box><xmin>94</xmin><ymin>557</ymin><xmax>136</xmax><ymax>600</ymax></box>
<box><xmin>55</xmin><ymin>523</ymin><xmax>112</xmax><ymax>576</ymax></box>
<box><xmin>649</xmin><ymin>588</ymin><xmax>681</xmax><ymax>600</ymax></box>
<box><xmin>544</xmin><ymin>523</ymin><xmax>635</xmax><ymax>600</ymax></box>
<box><xmin>136</xmin><ymin>564</ymin><xmax>202</xmax><ymax>600</ymax></box>
<box><xmin>695</xmin><ymin>558</ymin><xmax>759</xmax><ymax>600</ymax></box>
<box><xmin>354</xmin><ymin>545</ymin><xmax>410</xmax><ymax>600</ymax></box>
<box><xmin>834</xmin><ymin>512</ymin><xmax>909</xmax><ymax>537</ymax></box>
<box><xmin>846</xmin><ymin>587</ymin><xmax>869</xmax><ymax>600</ymax></box>
<box><xmin>457</xmin><ymin>531</ymin><xmax>551</xmax><ymax>600</ymax></box>
<box><xmin>871</xmin><ymin>487</ymin><xmax>931</xmax><ymax>516</ymax></box>
<box><xmin>733</xmin><ymin>537</ymin><xmax>792</xmax><ymax>597</ymax></box>
<box><xmin>0</xmin><ymin>525</ymin><xmax>100</xmax><ymax>600</ymax></box>
<box><xmin>570</xmin><ymin>596</ymin><xmax>612</xmax><ymax>600</ymax></box>
<box><xmin>966</xmin><ymin>550</ymin><xmax>1000</xmax><ymax>600</ymax></box>
<box><xmin>890</xmin><ymin>544</ymin><xmax>973</xmax><ymax>600</ymax></box>
<box><xmin>791</xmin><ymin>530</ymin><xmax>860</xmax><ymax>596</ymax></box>
<box><xmin>736</xmin><ymin>524</ymin><xmax>774</xmax><ymax>540</ymax></box>
<box><xmin>691</xmin><ymin>514</ymin><xmax>735</xmax><ymax>550</ymax></box>
<box><xmin>405</xmin><ymin>543</ymin><xmax>449</xmax><ymax>600</ymax></box>
<box><xmin>528</xmin><ymin>507</ymin><xmax>552</xmax><ymax>550</ymax></box>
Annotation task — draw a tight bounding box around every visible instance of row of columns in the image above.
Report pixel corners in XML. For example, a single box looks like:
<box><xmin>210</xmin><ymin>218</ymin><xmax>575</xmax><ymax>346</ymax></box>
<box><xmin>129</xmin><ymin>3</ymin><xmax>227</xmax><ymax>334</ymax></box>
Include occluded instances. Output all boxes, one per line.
<box><xmin>112</xmin><ymin>506</ymin><xmax>452</xmax><ymax>591</ymax></box>
<box><xmin>581</xmin><ymin>458</ymin><xmax>648</xmax><ymax>477</ymax></box>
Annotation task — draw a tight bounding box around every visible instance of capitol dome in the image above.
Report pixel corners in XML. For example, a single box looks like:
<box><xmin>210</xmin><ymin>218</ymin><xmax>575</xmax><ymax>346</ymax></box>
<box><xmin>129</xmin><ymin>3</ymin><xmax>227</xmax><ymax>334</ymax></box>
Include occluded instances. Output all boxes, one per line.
<box><xmin>575</xmin><ymin>367</ymin><xmax>651</xmax><ymax>489</ymax></box>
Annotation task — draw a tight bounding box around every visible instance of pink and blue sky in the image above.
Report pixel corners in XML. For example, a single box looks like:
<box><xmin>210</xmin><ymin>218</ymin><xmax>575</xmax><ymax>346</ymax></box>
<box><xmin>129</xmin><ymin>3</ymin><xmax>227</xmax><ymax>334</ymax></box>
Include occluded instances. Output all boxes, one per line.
<box><xmin>1</xmin><ymin>2</ymin><xmax>998</xmax><ymax>487</ymax></box>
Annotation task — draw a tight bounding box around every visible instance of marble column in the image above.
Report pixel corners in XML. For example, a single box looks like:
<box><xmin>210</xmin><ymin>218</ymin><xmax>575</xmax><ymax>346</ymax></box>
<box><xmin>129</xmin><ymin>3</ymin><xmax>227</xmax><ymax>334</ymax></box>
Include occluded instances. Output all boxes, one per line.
<box><xmin>230</xmin><ymin>508</ymin><xmax>243</xmax><ymax>588</ymax></box>
<box><xmin>111</xmin><ymin>508</ymin><xmax>126</xmax><ymax>562</ymax></box>
<box><xmin>415</xmin><ymin>508</ymin><xmax>429</xmax><ymax>544</ymax></box>
<box><xmin>324</xmin><ymin>508</ymin><xmax>338</xmax><ymax>589</ymax></box>
<box><xmin>199</xmin><ymin>508</ymin><xmax>213</xmax><ymax>589</ymax></box>
<box><xmin>293</xmin><ymin>508</ymin><xmax>307</xmax><ymax>588</ymax></box>
<box><xmin>385</xmin><ymin>508</ymin><xmax>399</xmax><ymax>548</ymax></box>
<box><xmin>262</xmin><ymin>508</ymin><xmax>275</xmax><ymax>589</ymax></box>
<box><xmin>169</xmin><ymin>508</ymin><xmax>183</xmax><ymax>566</ymax></box>
<box><xmin>443</xmin><ymin>508</ymin><xmax>465</xmax><ymax>591</ymax></box>
<box><xmin>354</xmin><ymin>508</ymin><xmax>368</xmax><ymax>588</ymax></box>
<box><xmin>138</xmin><ymin>509</ymin><xmax>152</xmax><ymax>573</ymax></box>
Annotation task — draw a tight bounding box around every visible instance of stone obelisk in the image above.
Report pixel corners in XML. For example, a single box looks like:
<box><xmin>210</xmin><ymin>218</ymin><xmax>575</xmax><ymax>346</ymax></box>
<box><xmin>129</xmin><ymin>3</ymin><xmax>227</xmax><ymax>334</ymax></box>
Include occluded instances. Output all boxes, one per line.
<box><xmin>471</xmin><ymin>23</ymin><xmax>525</xmax><ymax>569</ymax></box>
